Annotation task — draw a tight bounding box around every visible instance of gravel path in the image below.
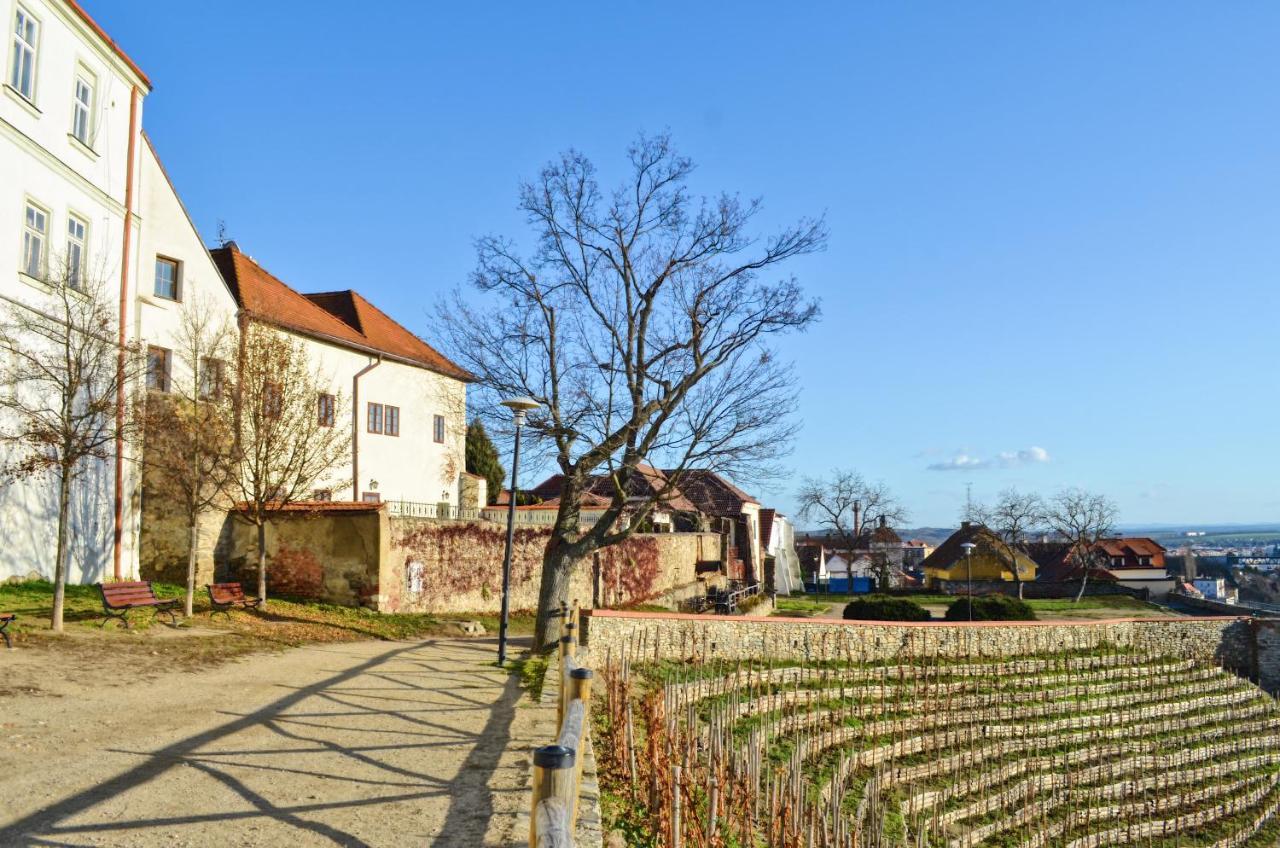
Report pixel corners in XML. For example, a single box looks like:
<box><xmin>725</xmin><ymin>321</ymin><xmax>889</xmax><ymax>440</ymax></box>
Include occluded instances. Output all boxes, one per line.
<box><xmin>0</xmin><ymin>636</ymin><xmax>536</xmax><ymax>847</ymax></box>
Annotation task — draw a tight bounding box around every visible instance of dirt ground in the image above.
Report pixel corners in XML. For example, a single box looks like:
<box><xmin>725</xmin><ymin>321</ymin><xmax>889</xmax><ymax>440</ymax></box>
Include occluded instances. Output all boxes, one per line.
<box><xmin>0</xmin><ymin>634</ymin><xmax>538</xmax><ymax>847</ymax></box>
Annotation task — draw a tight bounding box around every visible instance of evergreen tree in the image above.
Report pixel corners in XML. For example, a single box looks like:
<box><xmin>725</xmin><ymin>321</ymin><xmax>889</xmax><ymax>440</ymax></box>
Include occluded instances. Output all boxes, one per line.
<box><xmin>465</xmin><ymin>419</ymin><xmax>505</xmax><ymax>504</ymax></box>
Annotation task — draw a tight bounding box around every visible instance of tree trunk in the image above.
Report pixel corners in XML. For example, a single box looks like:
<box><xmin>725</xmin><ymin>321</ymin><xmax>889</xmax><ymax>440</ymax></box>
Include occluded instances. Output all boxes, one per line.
<box><xmin>185</xmin><ymin>523</ymin><xmax>199</xmax><ymax>618</ymax></box>
<box><xmin>1075</xmin><ymin>570</ymin><xmax>1089</xmax><ymax>603</ymax></box>
<box><xmin>51</xmin><ymin>467</ymin><xmax>72</xmax><ymax>633</ymax></box>
<box><xmin>533</xmin><ymin>533</ymin><xmax>582</xmax><ymax>651</ymax></box>
<box><xmin>256</xmin><ymin>522</ymin><xmax>268</xmax><ymax>606</ymax></box>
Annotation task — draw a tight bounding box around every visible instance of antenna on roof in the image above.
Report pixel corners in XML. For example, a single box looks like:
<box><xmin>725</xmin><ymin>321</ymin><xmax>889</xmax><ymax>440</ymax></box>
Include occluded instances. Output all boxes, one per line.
<box><xmin>965</xmin><ymin>482</ymin><xmax>973</xmax><ymax>520</ymax></box>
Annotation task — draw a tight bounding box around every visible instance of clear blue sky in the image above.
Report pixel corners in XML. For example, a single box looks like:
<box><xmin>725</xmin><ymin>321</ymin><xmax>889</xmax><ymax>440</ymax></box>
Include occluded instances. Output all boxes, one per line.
<box><xmin>102</xmin><ymin>2</ymin><xmax>1280</xmax><ymax>527</ymax></box>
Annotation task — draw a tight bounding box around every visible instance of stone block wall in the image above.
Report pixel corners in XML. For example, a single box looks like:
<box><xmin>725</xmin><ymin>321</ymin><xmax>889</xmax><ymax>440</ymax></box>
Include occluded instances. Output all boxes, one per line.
<box><xmin>1253</xmin><ymin>619</ymin><xmax>1280</xmax><ymax>692</ymax></box>
<box><xmin>582</xmin><ymin>609</ymin><xmax>1254</xmax><ymax>670</ymax></box>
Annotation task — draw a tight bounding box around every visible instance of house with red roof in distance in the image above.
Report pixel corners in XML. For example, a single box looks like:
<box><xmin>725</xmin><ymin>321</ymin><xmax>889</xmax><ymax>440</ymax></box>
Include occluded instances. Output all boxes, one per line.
<box><xmin>520</xmin><ymin>464</ymin><xmax>700</xmax><ymax>532</ymax></box>
<box><xmin>1029</xmin><ymin>536</ymin><xmax>1174</xmax><ymax>599</ymax></box>
<box><xmin>665</xmin><ymin>469</ymin><xmax>764</xmax><ymax>584</ymax></box>
<box><xmin>210</xmin><ymin>243</ymin><xmax>474</xmax><ymax>510</ymax></box>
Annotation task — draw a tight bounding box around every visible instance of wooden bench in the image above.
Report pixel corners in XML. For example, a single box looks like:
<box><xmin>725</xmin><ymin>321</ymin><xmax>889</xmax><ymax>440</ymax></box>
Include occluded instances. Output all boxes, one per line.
<box><xmin>206</xmin><ymin>583</ymin><xmax>262</xmax><ymax>619</ymax></box>
<box><xmin>0</xmin><ymin>613</ymin><xmax>13</xmax><ymax>649</ymax></box>
<box><xmin>97</xmin><ymin>581</ymin><xmax>179</xmax><ymax>629</ymax></box>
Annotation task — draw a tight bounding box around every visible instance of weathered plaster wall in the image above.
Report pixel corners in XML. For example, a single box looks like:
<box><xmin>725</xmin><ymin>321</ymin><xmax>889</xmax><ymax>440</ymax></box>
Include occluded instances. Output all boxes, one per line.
<box><xmin>381</xmin><ymin>519</ymin><xmax>719</xmax><ymax>614</ymax></box>
<box><xmin>582</xmin><ymin>610</ymin><xmax>1254</xmax><ymax>670</ymax></box>
<box><xmin>216</xmin><ymin>510</ymin><xmax>386</xmax><ymax>606</ymax></box>
<box><xmin>138</xmin><ymin>500</ymin><xmax>229</xmax><ymax>587</ymax></box>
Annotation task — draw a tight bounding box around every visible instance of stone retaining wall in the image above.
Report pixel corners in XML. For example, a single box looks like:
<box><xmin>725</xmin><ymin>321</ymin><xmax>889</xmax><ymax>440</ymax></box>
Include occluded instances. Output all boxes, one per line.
<box><xmin>581</xmin><ymin>609</ymin><xmax>1254</xmax><ymax>670</ymax></box>
<box><xmin>1254</xmin><ymin>620</ymin><xmax>1280</xmax><ymax>693</ymax></box>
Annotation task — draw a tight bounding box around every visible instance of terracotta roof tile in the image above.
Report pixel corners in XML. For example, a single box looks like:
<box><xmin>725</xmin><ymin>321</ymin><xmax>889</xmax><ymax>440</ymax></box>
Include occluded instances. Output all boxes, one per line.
<box><xmin>663</xmin><ymin>469</ymin><xmax>758</xmax><ymax>516</ymax></box>
<box><xmin>210</xmin><ymin>245</ymin><xmax>472</xmax><ymax>381</ymax></box>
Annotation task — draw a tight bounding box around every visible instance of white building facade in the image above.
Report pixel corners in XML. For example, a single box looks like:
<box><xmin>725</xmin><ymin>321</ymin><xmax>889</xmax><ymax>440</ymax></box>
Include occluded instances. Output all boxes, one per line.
<box><xmin>210</xmin><ymin>244</ymin><xmax>472</xmax><ymax>509</ymax></box>
<box><xmin>0</xmin><ymin>0</ymin><xmax>150</xmax><ymax>583</ymax></box>
<box><xmin>2</xmin><ymin>2</ymin><xmax>470</xmax><ymax>585</ymax></box>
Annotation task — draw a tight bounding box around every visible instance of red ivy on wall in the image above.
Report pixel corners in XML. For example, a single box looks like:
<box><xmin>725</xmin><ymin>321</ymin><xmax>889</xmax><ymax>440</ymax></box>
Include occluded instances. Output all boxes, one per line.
<box><xmin>597</xmin><ymin>536</ymin><xmax>662</xmax><ymax>606</ymax></box>
<box><xmin>392</xmin><ymin>520</ymin><xmax>550</xmax><ymax>606</ymax></box>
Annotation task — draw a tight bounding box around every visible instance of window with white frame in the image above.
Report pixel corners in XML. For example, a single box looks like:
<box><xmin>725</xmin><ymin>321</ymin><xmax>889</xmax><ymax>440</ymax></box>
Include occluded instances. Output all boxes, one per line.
<box><xmin>66</xmin><ymin>213</ymin><xmax>86</xmax><ymax>289</ymax></box>
<box><xmin>9</xmin><ymin>6</ymin><xmax>38</xmax><ymax>101</ymax></box>
<box><xmin>154</xmin><ymin>256</ymin><xmax>180</xmax><ymax>300</ymax></box>
<box><xmin>21</xmin><ymin>201</ymin><xmax>47</xmax><ymax>278</ymax></box>
<box><xmin>71</xmin><ymin>71</ymin><xmax>94</xmax><ymax>145</ymax></box>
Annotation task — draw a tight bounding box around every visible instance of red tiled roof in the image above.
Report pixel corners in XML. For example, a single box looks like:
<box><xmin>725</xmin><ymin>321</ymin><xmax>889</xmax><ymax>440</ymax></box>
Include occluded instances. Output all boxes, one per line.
<box><xmin>1097</xmin><ymin>537</ymin><xmax>1166</xmax><ymax>559</ymax></box>
<box><xmin>210</xmin><ymin>244</ymin><xmax>472</xmax><ymax>381</ymax></box>
<box><xmin>66</xmin><ymin>0</ymin><xmax>151</xmax><ymax>89</ymax></box>
<box><xmin>529</xmin><ymin>465</ymin><xmax>698</xmax><ymax>513</ymax></box>
<box><xmin>664</xmin><ymin>469</ymin><xmax>758</xmax><ymax>515</ymax></box>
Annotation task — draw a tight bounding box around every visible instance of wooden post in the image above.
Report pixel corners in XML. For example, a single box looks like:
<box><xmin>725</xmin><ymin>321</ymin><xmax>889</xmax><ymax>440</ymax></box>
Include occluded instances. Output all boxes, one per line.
<box><xmin>530</xmin><ymin>744</ymin><xmax>575</xmax><ymax>847</ymax></box>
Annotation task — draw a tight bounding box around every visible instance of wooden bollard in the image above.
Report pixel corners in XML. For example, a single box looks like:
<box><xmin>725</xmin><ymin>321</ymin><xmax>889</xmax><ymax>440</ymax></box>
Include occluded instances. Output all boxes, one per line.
<box><xmin>560</xmin><ymin>629</ymin><xmax>576</xmax><ymax>660</ymax></box>
<box><xmin>530</xmin><ymin>745</ymin><xmax>575</xmax><ymax>847</ymax></box>
<box><xmin>567</xmin><ymin>666</ymin><xmax>593</xmax><ymax>828</ymax></box>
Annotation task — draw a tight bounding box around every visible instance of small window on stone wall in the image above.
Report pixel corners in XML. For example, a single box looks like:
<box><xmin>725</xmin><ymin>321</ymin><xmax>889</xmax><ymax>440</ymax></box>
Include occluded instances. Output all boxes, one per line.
<box><xmin>406</xmin><ymin>560</ymin><xmax>425</xmax><ymax>596</ymax></box>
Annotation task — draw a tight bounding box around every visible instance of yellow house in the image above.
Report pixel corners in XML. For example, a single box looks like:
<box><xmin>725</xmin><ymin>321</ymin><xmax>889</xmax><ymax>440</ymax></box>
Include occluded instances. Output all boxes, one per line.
<box><xmin>922</xmin><ymin>522</ymin><xmax>1037</xmax><ymax>588</ymax></box>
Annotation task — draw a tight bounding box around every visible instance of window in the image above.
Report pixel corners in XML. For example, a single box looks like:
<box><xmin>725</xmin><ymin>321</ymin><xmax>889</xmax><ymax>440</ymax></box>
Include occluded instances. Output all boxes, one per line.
<box><xmin>312</xmin><ymin>489</ymin><xmax>332</xmax><ymax>502</ymax></box>
<box><xmin>433</xmin><ymin>414</ymin><xmax>445</xmax><ymax>444</ymax></box>
<box><xmin>362</xmin><ymin>492</ymin><xmax>381</xmax><ymax>504</ymax></box>
<box><xmin>146</xmin><ymin>346</ymin><xmax>171</xmax><ymax>393</ymax></box>
<box><xmin>385</xmin><ymin>405</ymin><xmax>399</xmax><ymax>437</ymax></box>
<box><xmin>9</xmin><ymin>6</ymin><xmax>37</xmax><ymax>101</ymax></box>
<box><xmin>263</xmin><ymin>382</ymin><xmax>282</xmax><ymax>418</ymax></box>
<box><xmin>199</xmin><ymin>358</ymin><xmax>225</xmax><ymax>400</ymax></box>
<box><xmin>367</xmin><ymin>402</ymin><xmax>383</xmax><ymax>434</ymax></box>
<box><xmin>154</xmin><ymin>257</ymin><xmax>180</xmax><ymax>301</ymax></box>
<box><xmin>71</xmin><ymin>71</ymin><xmax>93</xmax><ymax>145</ymax></box>
<box><xmin>317</xmin><ymin>393</ymin><xmax>335</xmax><ymax>427</ymax></box>
<box><xmin>65</xmin><ymin>214</ymin><xmax>86</xmax><ymax>289</ymax></box>
<box><xmin>21</xmin><ymin>201</ymin><xmax>47</xmax><ymax>277</ymax></box>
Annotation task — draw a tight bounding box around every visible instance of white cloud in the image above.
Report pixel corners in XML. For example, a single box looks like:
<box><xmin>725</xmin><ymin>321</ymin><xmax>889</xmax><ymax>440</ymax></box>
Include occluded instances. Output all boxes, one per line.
<box><xmin>927</xmin><ymin>446</ymin><xmax>1051</xmax><ymax>472</ymax></box>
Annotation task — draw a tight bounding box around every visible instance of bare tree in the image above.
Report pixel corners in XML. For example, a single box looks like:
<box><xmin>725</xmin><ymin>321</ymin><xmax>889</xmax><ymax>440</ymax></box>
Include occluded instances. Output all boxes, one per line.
<box><xmin>1043</xmin><ymin>487</ymin><xmax>1118</xmax><ymax>602</ymax></box>
<box><xmin>0</xmin><ymin>264</ymin><xmax>139</xmax><ymax>631</ymax></box>
<box><xmin>232</xmin><ymin>324</ymin><xmax>351</xmax><ymax>605</ymax></box>
<box><xmin>140</xmin><ymin>301</ymin><xmax>238</xmax><ymax>617</ymax></box>
<box><xmin>971</xmin><ymin>487</ymin><xmax>1044</xmax><ymax>599</ymax></box>
<box><xmin>796</xmin><ymin>470</ymin><xmax>908</xmax><ymax>590</ymax></box>
<box><xmin>445</xmin><ymin>133</ymin><xmax>825</xmax><ymax>647</ymax></box>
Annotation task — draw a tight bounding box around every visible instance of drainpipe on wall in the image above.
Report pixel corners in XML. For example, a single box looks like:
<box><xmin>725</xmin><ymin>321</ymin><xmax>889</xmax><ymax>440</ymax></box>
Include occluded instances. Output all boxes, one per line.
<box><xmin>113</xmin><ymin>86</ymin><xmax>140</xmax><ymax>581</ymax></box>
<box><xmin>351</xmin><ymin>356</ymin><xmax>382</xmax><ymax>501</ymax></box>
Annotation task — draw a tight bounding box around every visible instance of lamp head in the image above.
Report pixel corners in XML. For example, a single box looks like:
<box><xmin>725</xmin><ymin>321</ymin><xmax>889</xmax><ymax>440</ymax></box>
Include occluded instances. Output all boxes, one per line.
<box><xmin>960</xmin><ymin>542</ymin><xmax>977</xmax><ymax>554</ymax></box>
<box><xmin>500</xmin><ymin>396</ymin><xmax>540</xmax><ymax>426</ymax></box>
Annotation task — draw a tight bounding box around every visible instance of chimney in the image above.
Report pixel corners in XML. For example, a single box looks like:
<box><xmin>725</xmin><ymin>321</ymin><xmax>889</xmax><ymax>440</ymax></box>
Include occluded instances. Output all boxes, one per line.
<box><xmin>853</xmin><ymin>500</ymin><xmax>862</xmax><ymax>538</ymax></box>
<box><xmin>879</xmin><ymin>515</ymin><xmax>887</xmax><ymax>529</ymax></box>
<box><xmin>961</xmin><ymin>520</ymin><xmax>972</xmax><ymax>530</ymax></box>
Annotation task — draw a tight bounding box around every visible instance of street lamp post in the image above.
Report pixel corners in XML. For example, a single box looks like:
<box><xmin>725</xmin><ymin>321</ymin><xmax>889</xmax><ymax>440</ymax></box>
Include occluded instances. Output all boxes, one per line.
<box><xmin>498</xmin><ymin>396</ymin><xmax>540</xmax><ymax>666</ymax></box>
<box><xmin>960</xmin><ymin>541</ymin><xmax>977</xmax><ymax>622</ymax></box>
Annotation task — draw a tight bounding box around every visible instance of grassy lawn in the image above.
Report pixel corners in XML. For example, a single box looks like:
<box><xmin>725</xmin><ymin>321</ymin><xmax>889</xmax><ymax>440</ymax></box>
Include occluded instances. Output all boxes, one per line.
<box><xmin>0</xmin><ymin>579</ymin><xmax>535</xmax><ymax>668</ymax></box>
<box><xmin>772</xmin><ymin>596</ymin><xmax>832</xmax><ymax>617</ymax></box>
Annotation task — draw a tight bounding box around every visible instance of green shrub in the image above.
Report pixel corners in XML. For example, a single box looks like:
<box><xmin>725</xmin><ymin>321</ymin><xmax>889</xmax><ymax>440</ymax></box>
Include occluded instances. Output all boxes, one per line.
<box><xmin>944</xmin><ymin>595</ymin><xmax>1037</xmax><ymax>621</ymax></box>
<box><xmin>842</xmin><ymin>595</ymin><xmax>932</xmax><ymax>622</ymax></box>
